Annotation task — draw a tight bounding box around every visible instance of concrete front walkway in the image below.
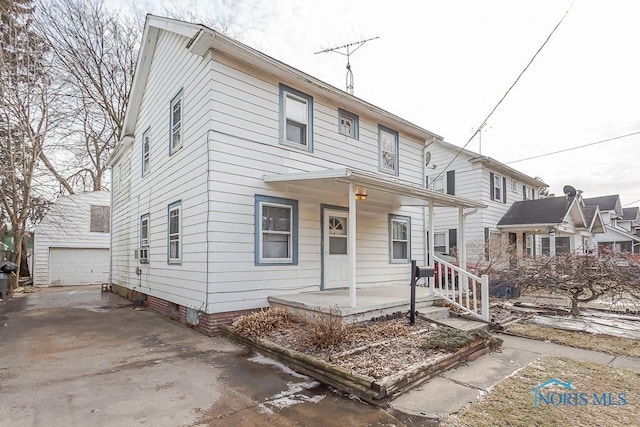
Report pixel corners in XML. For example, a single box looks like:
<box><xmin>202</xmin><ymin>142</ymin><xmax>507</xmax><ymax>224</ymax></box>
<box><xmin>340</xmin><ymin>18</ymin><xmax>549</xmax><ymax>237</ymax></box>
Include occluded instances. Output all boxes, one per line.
<box><xmin>389</xmin><ymin>333</ymin><xmax>640</xmax><ymax>421</ymax></box>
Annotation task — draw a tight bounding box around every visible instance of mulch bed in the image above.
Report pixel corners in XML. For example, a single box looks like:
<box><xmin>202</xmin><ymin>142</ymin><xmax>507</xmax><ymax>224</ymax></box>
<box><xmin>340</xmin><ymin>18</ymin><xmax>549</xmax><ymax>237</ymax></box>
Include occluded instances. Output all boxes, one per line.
<box><xmin>267</xmin><ymin>316</ymin><xmax>444</xmax><ymax>379</ymax></box>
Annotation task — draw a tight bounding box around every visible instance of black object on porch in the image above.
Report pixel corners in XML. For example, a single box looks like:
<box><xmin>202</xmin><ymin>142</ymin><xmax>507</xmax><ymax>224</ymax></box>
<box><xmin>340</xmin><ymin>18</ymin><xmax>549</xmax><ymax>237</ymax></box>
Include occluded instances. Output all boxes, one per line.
<box><xmin>410</xmin><ymin>260</ymin><xmax>434</xmax><ymax>325</ymax></box>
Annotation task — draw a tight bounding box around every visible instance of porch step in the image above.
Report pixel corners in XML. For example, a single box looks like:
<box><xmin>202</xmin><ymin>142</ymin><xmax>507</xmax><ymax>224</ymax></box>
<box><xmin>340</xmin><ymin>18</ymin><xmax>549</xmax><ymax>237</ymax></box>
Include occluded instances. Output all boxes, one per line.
<box><xmin>418</xmin><ymin>310</ymin><xmax>489</xmax><ymax>332</ymax></box>
<box><xmin>415</xmin><ymin>305</ymin><xmax>450</xmax><ymax>321</ymax></box>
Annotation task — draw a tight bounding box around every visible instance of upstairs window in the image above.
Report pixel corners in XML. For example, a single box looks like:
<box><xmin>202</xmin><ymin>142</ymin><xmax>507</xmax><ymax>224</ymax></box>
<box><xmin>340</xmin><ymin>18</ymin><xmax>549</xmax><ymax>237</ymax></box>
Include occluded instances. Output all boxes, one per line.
<box><xmin>168</xmin><ymin>201</ymin><xmax>181</xmax><ymax>264</ymax></box>
<box><xmin>142</xmin><ymin>129</ymin><xmax>150</xmax><ymax>176</ymax></box>
<box><xmin>140</xmin><ymin>214</ymin><xmax>149</xmax><ymax>264</ymax></box>
<box><xmin>255</xmin><ymin>195</ymin><xmax>298</xmax><ymax>265</ymax></box>
<box><xmin>338</xmin><ymin>109</ymin><xmax>359</xmax><ymax>139</ymax></box>
<box><xmin>431</xmin><ymin>176</ymin><xmax>444</xmax><ymax>193</ymax></box>
<box><xmin>490</xmin><ymin>172</ymin><xmax>506</xmax><ymax>203</ymax></box>
<box><xmin>280</xmin><ymin>85</ymin><xmax>313</xmax><ymax>151</ymax></box>
<box><xmin>523</xmin><ymin>186</ymin><xmax>536</xmax><ymax>200</ymax></box>
<box><xmin>389</xmin><ymin>215</ymin><xmax>411</xmax><ymax>262</ymax></box>
<box><xmin>511</xmin><ymin>179</ymin><xmax>518</xmax><ymax>193</ymax></box>
<box><xmin>169</xmin><ymin>90</ymin><xmax>183</xmax><ymax>155</ymax></box>
<box><xmin>379</xmin><ymin>125</ymin><xmax>399</xmax><ymax>175</ymax></box>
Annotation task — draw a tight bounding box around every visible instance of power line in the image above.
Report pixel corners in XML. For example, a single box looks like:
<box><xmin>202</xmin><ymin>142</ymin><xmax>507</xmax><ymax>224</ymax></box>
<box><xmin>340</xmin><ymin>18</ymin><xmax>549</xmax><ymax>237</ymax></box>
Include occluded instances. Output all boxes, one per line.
<box><xmin>432</xmin><ymin>2</ymin><xmax>574</xmax><ymax>182</ymax></box>
<box><xmin>623</xmin><ymin>199</ymin><xmax>640</xmax><ymax>207</ymax></box>
<box><xmin>505</xmin><ymin>131</ymin><xmax>640</xmax><ymax>164</ymax></box>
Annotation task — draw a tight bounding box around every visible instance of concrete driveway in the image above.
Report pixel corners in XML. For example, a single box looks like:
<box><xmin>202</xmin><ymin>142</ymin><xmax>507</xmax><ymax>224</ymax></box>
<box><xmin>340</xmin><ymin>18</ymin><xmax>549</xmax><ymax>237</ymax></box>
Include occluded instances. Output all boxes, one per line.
<box><xmin>0</xmin><ymin>286</ymin><xmax>408</xmax><ymax>427</ymax></box>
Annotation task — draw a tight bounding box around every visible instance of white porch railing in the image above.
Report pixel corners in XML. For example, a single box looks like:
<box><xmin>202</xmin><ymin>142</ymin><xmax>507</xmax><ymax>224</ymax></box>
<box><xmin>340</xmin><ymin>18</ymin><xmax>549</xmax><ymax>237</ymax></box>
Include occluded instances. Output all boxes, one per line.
<box><xmin>432</xmin><ymin>255</ymin><xmax>489</xmax><ymax>321</ymax></box>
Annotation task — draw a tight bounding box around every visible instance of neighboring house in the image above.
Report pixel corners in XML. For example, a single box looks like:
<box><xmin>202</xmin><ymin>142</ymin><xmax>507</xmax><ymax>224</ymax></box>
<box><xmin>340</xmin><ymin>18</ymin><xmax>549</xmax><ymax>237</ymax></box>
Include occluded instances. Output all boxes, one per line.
<box><xmin>497</xmin><ymin>192</ymin><xmax>604</xmax><ymax>258</ymax></box>
<box><xmin>424</xmin><ymin>139</ymin><xmax>548</xmax><ymax>263</ymax></box>
<box><xmin>108</xmin><ymin>16</ymin><xmax>485</xmax><ymax>332</ymax></box>
<box><xmin>33</xmin><ymin>191</ymin><xmax>111</xmax><ymax>286</ymax></box>
<box><xmin>583</xmin><ymin>195</ymin><xmax>640</xmax><ymax>254</ymax></box>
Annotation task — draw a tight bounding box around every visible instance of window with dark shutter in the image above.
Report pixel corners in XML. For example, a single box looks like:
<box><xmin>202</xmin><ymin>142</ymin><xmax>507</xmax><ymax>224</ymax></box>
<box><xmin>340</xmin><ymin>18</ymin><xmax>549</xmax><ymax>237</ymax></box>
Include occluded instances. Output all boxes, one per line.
<box><xmin>490</xmin><ymin>173</ymin><xmax>495</xmax><ymax>201</ymax></box>
<box><xmin>502</xmin><ymin>176</ymin><xmax>507</xmax><ymax>203</ymax></box>
<box><xmin>446</xmin><ymin>170</ymin><xmax>455</xmax><ymax>195</ymax></box>
<box><xmin>448</xmin><ymin>229</ymin><xmax>457</xmax><ymax>253</ymax></box>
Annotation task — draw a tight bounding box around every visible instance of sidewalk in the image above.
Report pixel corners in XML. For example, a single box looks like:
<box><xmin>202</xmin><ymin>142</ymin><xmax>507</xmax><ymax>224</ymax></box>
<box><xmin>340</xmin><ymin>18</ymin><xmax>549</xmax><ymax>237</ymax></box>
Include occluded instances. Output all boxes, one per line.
<box><xmin>389</xmin><ymin>333</ymin><xmax>640</xmax><ymax>420</ymax></box>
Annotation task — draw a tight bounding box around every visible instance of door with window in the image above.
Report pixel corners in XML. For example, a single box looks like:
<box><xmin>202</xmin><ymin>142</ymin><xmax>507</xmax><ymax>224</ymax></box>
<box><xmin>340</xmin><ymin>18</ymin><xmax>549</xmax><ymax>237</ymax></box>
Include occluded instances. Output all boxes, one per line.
<box><xmin>323</xmin><ymin>209</ymin><xmax>349</xmax><ymax>289</ymax></box>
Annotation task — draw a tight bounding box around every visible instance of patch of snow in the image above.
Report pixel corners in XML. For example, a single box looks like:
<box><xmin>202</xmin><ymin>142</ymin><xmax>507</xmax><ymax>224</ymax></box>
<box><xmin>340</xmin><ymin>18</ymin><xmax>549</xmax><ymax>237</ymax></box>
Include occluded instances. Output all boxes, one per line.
<box><xmin>259</xmin><ymin>380</ymin><xmax>325</xmax><ymax>412</ymax></box>
<box><xmin>248</xmin><ymin>353</ymin><xmax>309</xmax><ymax>379</ymax></box>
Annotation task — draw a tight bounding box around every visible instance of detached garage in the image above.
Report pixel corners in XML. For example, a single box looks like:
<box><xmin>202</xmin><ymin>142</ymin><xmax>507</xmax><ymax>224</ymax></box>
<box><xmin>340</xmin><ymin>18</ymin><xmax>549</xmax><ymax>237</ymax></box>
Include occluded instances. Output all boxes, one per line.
<box><xmin>34</xmin><ymin>191</ymin><xmax>110</xmax><ymax>287</ymax></box>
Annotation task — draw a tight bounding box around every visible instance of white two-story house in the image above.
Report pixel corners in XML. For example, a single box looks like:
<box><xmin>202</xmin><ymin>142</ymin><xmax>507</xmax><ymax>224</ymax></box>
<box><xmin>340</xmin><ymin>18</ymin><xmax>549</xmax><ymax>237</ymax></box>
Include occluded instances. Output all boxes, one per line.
<box><xmin>583</xmin><ymin>195</ymin><xmax>640</xmax><ymax>254</ymax></box>
<box><xmin>108</xmin><ymin>16</ymin><xmax>485</xmax><ymax>333</ymax></box>
<box><xmin>424</xmin><ymin>140</ymin><xmax>548</xmax><ymax>265</ymax></box>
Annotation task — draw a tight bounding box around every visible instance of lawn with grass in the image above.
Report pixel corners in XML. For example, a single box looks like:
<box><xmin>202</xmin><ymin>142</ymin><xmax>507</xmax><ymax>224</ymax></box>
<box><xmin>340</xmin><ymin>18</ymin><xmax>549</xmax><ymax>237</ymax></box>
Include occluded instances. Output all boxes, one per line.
<box><xmin>445</xmin><ymin>356</ymin><xmax>640</xmax><ymax>427</ymax></box>
<box><xmin>505</xmin><ymin>322</ymin><xmax>640</xmax><ymax>357</ymax></box>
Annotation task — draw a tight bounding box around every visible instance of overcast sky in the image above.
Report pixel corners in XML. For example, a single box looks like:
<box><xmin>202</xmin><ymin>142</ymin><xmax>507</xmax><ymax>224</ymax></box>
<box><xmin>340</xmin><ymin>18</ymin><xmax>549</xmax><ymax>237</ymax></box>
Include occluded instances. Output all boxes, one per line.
<box><xmin>146</xmin><ymin>0</ymin><xmax>640</xmax><ymax>206</ymax></box>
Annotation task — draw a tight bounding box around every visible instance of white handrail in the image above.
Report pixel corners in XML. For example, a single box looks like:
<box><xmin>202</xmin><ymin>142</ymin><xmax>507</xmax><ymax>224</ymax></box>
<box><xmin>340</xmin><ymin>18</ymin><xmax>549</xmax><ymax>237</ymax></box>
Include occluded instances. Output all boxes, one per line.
<box><xmin>433</xmin><ymin>255</ymin><xmax>489</xmax><ymax>321</ymax></box>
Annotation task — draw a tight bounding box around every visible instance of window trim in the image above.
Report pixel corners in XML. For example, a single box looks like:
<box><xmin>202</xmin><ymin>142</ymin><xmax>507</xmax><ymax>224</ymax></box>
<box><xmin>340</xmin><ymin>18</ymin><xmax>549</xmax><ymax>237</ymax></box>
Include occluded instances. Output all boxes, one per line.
<box><xmin>511</xmin><ymin>179</ymin><xmax>518</xmax><ymax>193</ymax></box>
<box><xmin>142</xmin><ymin>128</ymin><xmax>150</xmax><ymax>177</ymax></box>
<box><xmin>338</xmin><ymin>108</ymin><xmax>359</xmax><ymax>139</ymax></box>
<box><xmin>279</xmin><ymin>84</ymin><xmax>313</xmax><ymax>152</ymax></box>
<box><xmin>255</xmin><ymin>195</ymin><xmax>298</xmax><ymax>266</ymax></box>
<box><xmin>389</xmin><ymin>214</ymin><xmax>411</xmax><ymax>263</ymax></box>
<box><xmin>169</xmin><ymin>89</ymin><xmax>183</xmax><ymax>155</ymax></box>
<box><xmin>378</xmin><ymin>125</ymin><xmax>399</xmax><ymax>176</ymax></box>
<box><xmin>140</xmin><ymin>214</ymin><xmax>150</xmax><ymax>264</ymax></box>
<box><xmin>433</xmin><ymin>231</ymin><xmax>447</xmax><ymax>253</ymax></box>
<box><xmin>431</xmin><ymin>176</ymin><xmax>444</xmax><ymax>193</ymax></box>
<box><xmin>167</xmin><ymin>201</ymin><xmax>182</xmax><ymax>264</ymax></box>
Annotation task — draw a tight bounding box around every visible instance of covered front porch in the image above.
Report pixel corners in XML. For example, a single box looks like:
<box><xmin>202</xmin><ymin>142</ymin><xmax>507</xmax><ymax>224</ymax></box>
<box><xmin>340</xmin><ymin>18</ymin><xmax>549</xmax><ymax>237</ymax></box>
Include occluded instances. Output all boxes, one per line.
<box><xmin>264</xmin><ymin>167</ymin><xmax>488</xmax><ymax>320</ymax></box>
<box><xmin>268</xmin><ymin>284</ymin><xmax>446</xmax><ymax>323</ymax></box>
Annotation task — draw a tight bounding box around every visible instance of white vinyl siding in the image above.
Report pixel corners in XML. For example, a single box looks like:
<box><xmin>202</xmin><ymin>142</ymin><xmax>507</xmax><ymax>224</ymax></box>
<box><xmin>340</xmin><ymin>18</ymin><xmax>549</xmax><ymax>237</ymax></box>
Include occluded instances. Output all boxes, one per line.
<box><xmin>112</xmin><ymin>28</ymin><xmax>432</xmax><ymax>315</ymax></box>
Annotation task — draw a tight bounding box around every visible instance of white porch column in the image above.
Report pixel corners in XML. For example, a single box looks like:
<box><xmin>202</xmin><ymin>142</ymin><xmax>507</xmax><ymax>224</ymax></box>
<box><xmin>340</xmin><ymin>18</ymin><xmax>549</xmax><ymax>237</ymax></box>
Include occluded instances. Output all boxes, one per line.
<box><xmin>549</xmin><ymin>230</ymin><xmax>557</xmax><ymax>257</ymax></box>
<box><xmin>428</xmin><ymin>201</ymin><xmax>435</xmax><ymax>294</ymax></box>
<box><xmin>458</xmin><ymin>207</ymin><xmax>466</xmax><ymax>270</ymax></box>
<box><xmin>348</xmin><ymin>183</ymin><xmax>357</xmax><ymax>308</ymax></box>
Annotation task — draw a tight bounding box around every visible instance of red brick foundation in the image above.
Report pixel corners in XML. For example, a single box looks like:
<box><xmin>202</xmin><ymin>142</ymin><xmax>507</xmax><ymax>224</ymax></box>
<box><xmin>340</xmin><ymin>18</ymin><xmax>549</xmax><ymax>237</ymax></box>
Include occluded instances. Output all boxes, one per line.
<box><xmin>112</xmin><ymin>285</ymin><xmax>259</xmax><ymax>336</ymax></box>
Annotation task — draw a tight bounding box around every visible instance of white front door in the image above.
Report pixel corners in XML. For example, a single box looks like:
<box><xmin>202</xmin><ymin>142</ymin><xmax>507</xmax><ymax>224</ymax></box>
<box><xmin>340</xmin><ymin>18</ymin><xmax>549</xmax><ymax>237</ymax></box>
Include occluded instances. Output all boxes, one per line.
<box><xmin>323</xmin><ymin>209</ymin><xmax>350</xmax><ymax>289</ymax></box>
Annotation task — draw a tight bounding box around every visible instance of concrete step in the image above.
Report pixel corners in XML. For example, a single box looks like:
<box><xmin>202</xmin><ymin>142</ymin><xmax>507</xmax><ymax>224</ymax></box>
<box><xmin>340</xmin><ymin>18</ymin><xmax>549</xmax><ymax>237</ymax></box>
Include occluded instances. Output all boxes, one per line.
<box><xmin>416</xmin><ymin>305</ymin><xmax>450</xmax><ymax>321</ymax></box>
<box><xmin>432</xmin><ymin>316</ymin><xmax>490</xmax><ymax>332</ymax></box>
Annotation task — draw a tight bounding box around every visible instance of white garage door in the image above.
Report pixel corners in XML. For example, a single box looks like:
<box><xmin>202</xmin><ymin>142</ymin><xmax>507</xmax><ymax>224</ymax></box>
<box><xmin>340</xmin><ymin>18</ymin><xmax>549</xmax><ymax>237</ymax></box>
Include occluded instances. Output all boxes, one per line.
<box><xmin>49</xmin><ymin>248</ymin><xmax>109</xmax><ymax>286</ymax></box>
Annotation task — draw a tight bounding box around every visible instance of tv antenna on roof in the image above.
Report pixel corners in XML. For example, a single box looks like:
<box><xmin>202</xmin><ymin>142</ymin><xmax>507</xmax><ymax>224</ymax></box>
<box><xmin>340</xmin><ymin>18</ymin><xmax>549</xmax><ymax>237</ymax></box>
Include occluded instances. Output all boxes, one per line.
<box><xmin>315</xmin><ymin>36</ymin><xmax>380</xmax><ymax>95</ymax></box>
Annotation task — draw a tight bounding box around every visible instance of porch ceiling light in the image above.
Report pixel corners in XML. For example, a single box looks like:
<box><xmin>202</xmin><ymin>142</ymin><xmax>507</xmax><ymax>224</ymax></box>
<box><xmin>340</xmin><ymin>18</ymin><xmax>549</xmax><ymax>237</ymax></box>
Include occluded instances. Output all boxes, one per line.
<box><xmin>355</xmin><ymin>186</ymin><xmax>367</xmax><ymax>201</ymax></box>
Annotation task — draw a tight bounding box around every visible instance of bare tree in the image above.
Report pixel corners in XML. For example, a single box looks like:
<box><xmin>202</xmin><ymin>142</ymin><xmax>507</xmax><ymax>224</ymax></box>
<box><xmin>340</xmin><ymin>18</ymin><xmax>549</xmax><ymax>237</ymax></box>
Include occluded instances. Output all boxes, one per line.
<box><xmin>514</xmin><ymin>252</ymin><xmax>640</xmax><ymax>316</ymax></box>
<box><xmin>0</xmin><ymin>0</ymin><xmax>59</xmax><ymax>281</ymax></box>
<box><xmin>35</xmin><ymin>0</ymin><xmax>139</xmax><ymax>193</ymax></box>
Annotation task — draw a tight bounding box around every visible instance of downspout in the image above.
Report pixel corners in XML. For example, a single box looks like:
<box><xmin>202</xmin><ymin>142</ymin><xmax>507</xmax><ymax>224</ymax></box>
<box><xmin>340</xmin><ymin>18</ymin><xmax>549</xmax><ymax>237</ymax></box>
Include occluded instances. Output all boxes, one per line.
<box><xmin>205</xmin><ymin>129</ymin><xmax>214</xmax><ymax>314</ymax></box>
<box><xmin>460</xmin><ymin>208</ymin><xmax>479</xmax><ymax>270</ymax></box>
<box><xmin>423</xmin><ymin>137</ymin><xmax>437</xmax><ymax>265</ymax></box>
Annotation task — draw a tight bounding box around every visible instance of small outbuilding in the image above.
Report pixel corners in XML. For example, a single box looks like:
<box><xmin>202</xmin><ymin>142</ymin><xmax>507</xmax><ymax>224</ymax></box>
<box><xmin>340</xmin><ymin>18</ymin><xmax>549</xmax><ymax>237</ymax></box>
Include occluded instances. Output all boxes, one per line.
<box><xmin>33</xmin><ymin>191</ymin><xmax>110</xmax><ymax>286</ymax></box>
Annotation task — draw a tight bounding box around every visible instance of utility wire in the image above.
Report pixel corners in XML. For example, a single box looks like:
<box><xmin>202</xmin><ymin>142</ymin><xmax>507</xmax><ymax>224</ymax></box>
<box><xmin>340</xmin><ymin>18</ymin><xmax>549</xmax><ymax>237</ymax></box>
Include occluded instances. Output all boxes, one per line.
<box><xmin>623</xmin><ymin>199</ymin><xmax>640</xmax><ymax>207</ymax></box>
<box><xmin>432</xmin><ymin>2</ymin><xmax>574</xmax><ymax>183</ymax></box>
<box><xmin>505</xmin><ymin>131</ymin><xmax>640</xmax><ymax>164</ymax></box>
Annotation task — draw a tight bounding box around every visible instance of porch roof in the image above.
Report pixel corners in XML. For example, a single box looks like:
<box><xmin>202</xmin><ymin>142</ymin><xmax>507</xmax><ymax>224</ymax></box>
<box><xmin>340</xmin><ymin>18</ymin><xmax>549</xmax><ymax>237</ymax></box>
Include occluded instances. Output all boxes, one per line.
<box><xmin>263</xmin><ymin>168</ymin><xmax>486</xmax><ymax>209</ymax></box>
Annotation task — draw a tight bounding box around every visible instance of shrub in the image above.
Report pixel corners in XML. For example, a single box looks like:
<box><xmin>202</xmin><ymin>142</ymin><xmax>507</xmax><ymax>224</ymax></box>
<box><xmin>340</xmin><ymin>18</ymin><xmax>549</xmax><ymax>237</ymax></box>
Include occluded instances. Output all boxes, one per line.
<box><xmin>233</xmin><ymin>307</ymin><xmax>291</xmax><ymax>339</ymax></box>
